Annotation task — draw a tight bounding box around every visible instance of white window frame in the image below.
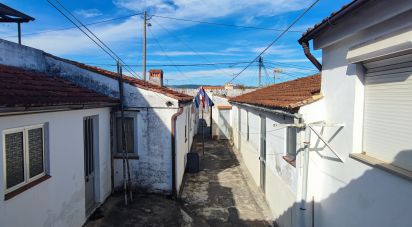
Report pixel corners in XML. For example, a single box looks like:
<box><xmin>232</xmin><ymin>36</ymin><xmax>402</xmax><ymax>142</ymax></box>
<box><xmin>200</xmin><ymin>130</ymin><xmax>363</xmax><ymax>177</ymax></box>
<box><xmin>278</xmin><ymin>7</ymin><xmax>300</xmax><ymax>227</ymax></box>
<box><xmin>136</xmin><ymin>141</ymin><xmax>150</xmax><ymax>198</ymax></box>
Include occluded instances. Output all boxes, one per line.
<box><xmin>3</xmin><ymin>123</ymin><xmax>47</xmax><ymax>194</ymax></box>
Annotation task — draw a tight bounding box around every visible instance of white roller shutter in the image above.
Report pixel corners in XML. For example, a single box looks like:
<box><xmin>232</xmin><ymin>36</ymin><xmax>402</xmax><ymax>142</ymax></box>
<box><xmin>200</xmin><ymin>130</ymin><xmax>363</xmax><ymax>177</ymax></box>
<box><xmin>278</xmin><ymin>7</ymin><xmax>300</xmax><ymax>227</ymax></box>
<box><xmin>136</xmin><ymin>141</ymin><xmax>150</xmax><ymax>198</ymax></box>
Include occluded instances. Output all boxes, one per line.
<box><xmin>363</xmin><ymin>53</ymin><xmax>412</xmax><ymax>170</ymax></box>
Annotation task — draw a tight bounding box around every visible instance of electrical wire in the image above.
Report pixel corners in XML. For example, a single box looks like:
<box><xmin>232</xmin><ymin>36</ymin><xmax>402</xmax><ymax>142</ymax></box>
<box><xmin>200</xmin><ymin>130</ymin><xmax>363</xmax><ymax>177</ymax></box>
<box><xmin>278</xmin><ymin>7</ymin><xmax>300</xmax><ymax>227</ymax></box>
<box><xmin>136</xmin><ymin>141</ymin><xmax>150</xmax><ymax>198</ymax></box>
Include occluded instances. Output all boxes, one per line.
<box><xmin>49</xmin><ymin>0</ymin><xmax>140</xmax><ymax>79</ymax></box>
<box><xmin>151</xmin><ymin>14</ymin><xmax>304</xmax><ymax>33</ymax></box>
<box><xmin>227</xmin><ymin>0</ymin><xmax>320</xmax><ymax>83</ymax></box>
<box><xmin>83</xmin><ymin>61</ymin><xmax>253</xmax><ymax>67</ymax></box>
<box><xmin>151</xmin><ymin>18</ymin><xmax>238</xmax><ymax>78</ymax></box>
<box><xmin>147</xmin><ymin>26</ymin><xmax>196</xmax><ymax>84</ymax></box>
<box><xmin>1</xmin><ymin>12</ymin><xmax>144</xmax><ymax>39</ymax></box>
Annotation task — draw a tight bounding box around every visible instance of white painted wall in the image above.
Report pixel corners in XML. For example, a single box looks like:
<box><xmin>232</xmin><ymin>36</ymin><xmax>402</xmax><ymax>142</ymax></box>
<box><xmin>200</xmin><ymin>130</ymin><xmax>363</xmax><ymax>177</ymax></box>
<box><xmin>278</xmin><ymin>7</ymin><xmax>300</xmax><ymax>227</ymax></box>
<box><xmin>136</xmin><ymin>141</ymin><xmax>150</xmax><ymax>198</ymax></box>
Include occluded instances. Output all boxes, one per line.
<box><xmin>0</xmin><ymin>39</ymin><xmax>196</xmax><ymax>194</ymax></box>
<box><xmin>211</xmin><ymin>95</ymin><xmax>232</xmax><ymax>139</ymax></box>
<box><xmin>175</xmin><ymin>104</ymin><xmax>197</xmax><ymax>193</ymax></box>
<box><xmin>305</xmin><ymin>4</ymin><xmax>412</xmax><ymax>227</ymax></box>
<box><xmin>231</xmin><ymin>104</ymin><xmax>303</xmax><ymax>227</ymax></box>
<box><xmin>0</xmin><ymin>108</ymin><xmax>112</xmax><ymax>227</ymax></box>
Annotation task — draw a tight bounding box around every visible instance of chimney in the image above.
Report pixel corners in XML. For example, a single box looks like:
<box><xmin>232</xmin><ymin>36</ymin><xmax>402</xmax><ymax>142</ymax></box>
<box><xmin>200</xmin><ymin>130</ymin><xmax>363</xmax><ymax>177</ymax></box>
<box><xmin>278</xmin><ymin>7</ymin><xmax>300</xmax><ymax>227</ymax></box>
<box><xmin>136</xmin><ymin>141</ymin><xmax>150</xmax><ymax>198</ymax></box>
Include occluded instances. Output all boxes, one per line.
<box><xmin>148</xmin><ymin>69</ymin><xmax>164</xmax><ymax>86</ymax></box>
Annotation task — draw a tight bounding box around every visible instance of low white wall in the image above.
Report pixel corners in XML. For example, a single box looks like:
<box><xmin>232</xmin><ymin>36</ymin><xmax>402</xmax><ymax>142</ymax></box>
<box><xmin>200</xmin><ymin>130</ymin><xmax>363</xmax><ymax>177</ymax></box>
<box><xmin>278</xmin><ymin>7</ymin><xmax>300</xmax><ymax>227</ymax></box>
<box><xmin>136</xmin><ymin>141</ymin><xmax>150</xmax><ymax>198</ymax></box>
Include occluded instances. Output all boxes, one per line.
<box><xmin>0</xmin><ymin>108</ymin><xmax>112</xmax><ymax>227</ymax></box>
<box><xmin>231</xmin><ymin>104</ymin><xmax>300</xmax><ymax>227</ymax></box>
<box><xmin>175</xmin><ymin>104</ymin><xmax>197</xmax><ymax>193</ymax></box>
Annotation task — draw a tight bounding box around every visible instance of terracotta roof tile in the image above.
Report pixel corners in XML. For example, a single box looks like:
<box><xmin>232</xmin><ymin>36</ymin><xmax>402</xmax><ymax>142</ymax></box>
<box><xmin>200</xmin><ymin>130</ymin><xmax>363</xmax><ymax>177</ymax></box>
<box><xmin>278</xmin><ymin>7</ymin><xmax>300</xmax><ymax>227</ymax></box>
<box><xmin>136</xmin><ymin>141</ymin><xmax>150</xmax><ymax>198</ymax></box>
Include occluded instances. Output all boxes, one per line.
<box><xmin>45</xmin><ymin>54</ymin><xmax>193</xmax><ymax>103</ymax></box>
<box><xmin>0</xmin><ymin>64</ymin><xmax>119</xmax><ymax>108</ymax></box>
<box><xmin>229</xmin><ymin>74</ymin><xmax>321</xmax><ymax>110</ymax></box>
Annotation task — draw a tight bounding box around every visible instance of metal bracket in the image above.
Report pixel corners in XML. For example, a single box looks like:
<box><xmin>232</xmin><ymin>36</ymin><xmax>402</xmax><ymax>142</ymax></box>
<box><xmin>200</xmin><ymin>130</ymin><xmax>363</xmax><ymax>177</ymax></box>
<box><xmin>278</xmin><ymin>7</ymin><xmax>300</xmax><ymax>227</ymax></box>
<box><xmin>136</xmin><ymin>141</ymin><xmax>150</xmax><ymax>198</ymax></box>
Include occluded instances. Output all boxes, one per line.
<box><xmin>308</xmin><ymin>123</ymin><xmax>345</xmax><ymax>162</ymax></box>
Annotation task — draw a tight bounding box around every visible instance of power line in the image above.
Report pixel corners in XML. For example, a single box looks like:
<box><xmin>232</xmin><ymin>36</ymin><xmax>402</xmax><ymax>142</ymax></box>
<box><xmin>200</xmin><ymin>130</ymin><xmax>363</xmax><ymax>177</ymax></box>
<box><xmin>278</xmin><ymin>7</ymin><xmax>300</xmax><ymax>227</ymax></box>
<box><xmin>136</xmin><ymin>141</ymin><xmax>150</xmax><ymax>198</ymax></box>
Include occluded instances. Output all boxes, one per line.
<box><xmin>151</xmin><ymin>14</ymin><xmax>304</xmax><ymax>33</ymax></box>
<box><xmin>47</xmin><ymin>0</ymin><xmax>140</xmax><ymax>79</ymax></box>
<box><xmin>1</xmin><ymin>12</ymin><xmax>144</xmax><ymax>39</ymax></box>
<box><xmin>151</xmin><ymin>18</ymin><xmax>237</xmax><ymax>77</ymax></box>
<box><xmin>227</xmin><ymin>0</ymin><xmax>320</xmax><ymax>84</ymax></box>
<box><xmin>147</xmin><ymin>26</ymin><xmax>196</xmax><ymax>84</ymax></box>
<box><xmin>84</xmin><ymin>61</ymin><xmax>252</xmax><ymax>67</ymax></box>
<box><xmin>265</xmin><ymin>61</ymin><xmax>319</xmax><ymax>71</ymax></box>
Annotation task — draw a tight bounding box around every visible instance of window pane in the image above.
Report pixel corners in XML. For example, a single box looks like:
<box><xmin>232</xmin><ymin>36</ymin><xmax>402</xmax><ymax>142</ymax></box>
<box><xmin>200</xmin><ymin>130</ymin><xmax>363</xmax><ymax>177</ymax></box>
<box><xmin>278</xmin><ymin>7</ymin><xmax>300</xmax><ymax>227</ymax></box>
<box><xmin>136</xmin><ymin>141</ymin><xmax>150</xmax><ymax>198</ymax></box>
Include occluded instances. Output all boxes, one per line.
<box><xmin>28</xmin><ymin>128</ymin><xmax>44</xmax><ymax>178</ymax></box>
<box><xmin>5</xmin><ymin>132</ymin><xmax>25</xmax><ymax>189</ymax></box>
<box><xmin>287</xmin><ymin>127</ymin><xmax>297</xmax><ymax>157</ymax></box>
<box><xmin>116</xmin><ymin>117</ymin><xmax>135</xmax><ymax>153</ymax></box>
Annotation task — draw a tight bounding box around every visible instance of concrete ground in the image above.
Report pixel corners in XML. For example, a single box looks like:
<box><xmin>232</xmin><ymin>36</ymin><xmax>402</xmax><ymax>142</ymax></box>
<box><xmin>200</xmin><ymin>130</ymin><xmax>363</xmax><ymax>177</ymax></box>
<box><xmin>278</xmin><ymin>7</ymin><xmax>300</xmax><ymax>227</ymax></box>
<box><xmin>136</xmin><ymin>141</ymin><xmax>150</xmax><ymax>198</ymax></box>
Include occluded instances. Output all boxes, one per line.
<box><xmin>180</xmin><ymin>136</ymin><xmax>272</xmax><ymax>226</ymax></box>
<box><xmin>86</xmin><ymin>116</ymin><xmax>272</xmax><ymax>227</ymax></box>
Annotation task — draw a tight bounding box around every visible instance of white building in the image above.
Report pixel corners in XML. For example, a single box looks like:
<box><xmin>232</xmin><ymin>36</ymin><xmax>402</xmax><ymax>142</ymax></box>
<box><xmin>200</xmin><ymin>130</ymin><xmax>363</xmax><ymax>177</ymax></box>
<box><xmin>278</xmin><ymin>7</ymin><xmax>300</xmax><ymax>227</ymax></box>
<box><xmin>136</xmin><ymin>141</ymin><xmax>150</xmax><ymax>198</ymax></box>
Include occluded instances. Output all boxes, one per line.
<box><xmin>228</xmin><ymin>1</ymin><xmax>412</xmax><ymax>226</ymax></box>
<box><xmin>229</xmin><ymin>75</ymin><xmax>322</xmax><ymax>227</ymax></box>
<box><xmin>0</xmin><ymin>38</ymin><xmax>197</xmax><ymax>226</ymax></box>
<box><xmin>295</xmin><ymin>0</ymin><xmax>412</xmax><ymax>226</ymax></box>
<box><xmin>0</xmin><ymin>64</ymin><xmax>118</xmax><ymax>226</ymax></box>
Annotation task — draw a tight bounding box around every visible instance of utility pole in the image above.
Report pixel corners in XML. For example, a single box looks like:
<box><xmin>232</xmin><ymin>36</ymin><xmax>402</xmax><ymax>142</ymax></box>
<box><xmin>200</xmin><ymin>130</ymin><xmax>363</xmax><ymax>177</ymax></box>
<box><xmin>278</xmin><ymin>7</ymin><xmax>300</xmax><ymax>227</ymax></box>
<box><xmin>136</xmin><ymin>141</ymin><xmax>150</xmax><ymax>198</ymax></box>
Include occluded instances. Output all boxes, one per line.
<box><xmin>142</xmin><ymin>11</ymin><xmax>147</xmax><ymax>81</ymax></box>
<box><xmin>258</xmin><ymin>56</ymin><xmax>263</xmax><ymax>87</ymax></box>
<box><xmin>17</xmin><ymin>22</ymin><xmax>21</xmax><ymax>45</ymax></box>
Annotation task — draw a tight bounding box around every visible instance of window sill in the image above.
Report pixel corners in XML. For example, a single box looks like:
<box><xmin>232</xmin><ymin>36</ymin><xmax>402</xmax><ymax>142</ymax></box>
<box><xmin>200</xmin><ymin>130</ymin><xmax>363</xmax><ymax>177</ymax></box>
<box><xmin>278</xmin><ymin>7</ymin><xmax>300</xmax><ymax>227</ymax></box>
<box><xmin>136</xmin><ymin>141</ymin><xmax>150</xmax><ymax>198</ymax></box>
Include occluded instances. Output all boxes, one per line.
<box><xmin>4</xmin><ymin>174</ymin><xmax>51</xmax><ymax>201</ymax></box>
<box><xmin>350</xmin><ymin>152</ymin><xmax>412</xmax><ymax>182</ymax></box>
<box><xmin>113</xmin><ymin>154</ymin><xmax>140</xmax><ymax>160</ymax></box>
<box><xmin>283</xmin><ymin>155</ymin><xmax>296</xmax><ymax>167</ymax></box>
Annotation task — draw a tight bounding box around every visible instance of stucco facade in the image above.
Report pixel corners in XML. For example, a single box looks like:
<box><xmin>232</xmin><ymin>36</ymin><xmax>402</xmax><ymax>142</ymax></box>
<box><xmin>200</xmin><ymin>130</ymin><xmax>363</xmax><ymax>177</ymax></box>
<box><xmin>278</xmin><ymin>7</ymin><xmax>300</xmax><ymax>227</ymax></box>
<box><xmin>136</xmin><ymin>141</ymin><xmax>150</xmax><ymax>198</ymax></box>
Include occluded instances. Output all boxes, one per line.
<box><xmin>0</xmin><ymin>108</ymin><xmax>112</xmax><ymax>227</ymax></box>
<box><xmin>302</xmin><ymin>1</ymin><xmax>412</xmax><ymax>227</ymax></box>
<box><xmin>0</xmin><ymin>39</ymin><xmax>197</xmax><ymax>195</ymax></box>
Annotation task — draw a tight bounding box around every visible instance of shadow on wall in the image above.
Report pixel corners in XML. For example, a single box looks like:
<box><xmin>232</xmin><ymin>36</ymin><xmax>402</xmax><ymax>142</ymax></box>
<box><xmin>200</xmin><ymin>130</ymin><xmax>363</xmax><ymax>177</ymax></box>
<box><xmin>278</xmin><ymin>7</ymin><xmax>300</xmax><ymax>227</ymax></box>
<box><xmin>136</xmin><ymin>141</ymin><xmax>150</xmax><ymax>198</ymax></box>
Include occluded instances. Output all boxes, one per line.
<box><xmin>181</xmin><ymin>138</ymin><xmax>270</xmax><ymax>226</ymax></box>
<box><xmin>275</xmin><ymin>149</ymin><xmax>412</xmax><ymax>227</ymax></box>
<box><xmin>47</xmin><ymin>55</ymin><xmax>190</xmax><ymax>194</ymax></box>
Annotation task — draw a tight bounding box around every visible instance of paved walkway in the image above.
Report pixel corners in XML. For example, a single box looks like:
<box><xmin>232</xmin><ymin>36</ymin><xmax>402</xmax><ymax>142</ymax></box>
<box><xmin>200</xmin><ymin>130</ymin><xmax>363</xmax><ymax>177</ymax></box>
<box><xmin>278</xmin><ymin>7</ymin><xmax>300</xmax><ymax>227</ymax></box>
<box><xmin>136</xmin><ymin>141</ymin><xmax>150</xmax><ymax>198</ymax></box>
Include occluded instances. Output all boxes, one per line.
<box><xmin>180</xmin><ymin>136</ymin><xmax>272</xmax><ymax>226</ymax></box>
<box><xmin>86</xmin><ymin>127</ymin><xmax>272</xmax><ymax>226</ymax></box>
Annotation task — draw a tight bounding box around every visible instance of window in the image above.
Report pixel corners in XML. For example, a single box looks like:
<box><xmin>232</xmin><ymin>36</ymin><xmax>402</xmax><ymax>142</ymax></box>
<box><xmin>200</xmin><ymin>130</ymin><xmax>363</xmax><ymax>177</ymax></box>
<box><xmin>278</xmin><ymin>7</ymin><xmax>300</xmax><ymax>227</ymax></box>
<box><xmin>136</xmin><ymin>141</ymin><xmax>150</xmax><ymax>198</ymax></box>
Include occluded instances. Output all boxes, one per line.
<box><xmin>284</xmin><ymin>126</ymin><xmax>297</xmax><ymax>166</ymax></box>
<box><xmin>116</xmin><ymin>117</ymin><xmax>135</xmax><ymax>153</ymax></box>
<box><xmin>3</xmin><ymin>124</ymin><xmax>47</xmax><ymax>193</ymax></box>
<box><xmin>185</xmin><ymin>109</ymin><xmax>188</xmax><ymax>142</ymax></box>
<box><xmin>246</xmin><ymin>111</ymin><xmax>249</xmax><ymax>141</ymax></box>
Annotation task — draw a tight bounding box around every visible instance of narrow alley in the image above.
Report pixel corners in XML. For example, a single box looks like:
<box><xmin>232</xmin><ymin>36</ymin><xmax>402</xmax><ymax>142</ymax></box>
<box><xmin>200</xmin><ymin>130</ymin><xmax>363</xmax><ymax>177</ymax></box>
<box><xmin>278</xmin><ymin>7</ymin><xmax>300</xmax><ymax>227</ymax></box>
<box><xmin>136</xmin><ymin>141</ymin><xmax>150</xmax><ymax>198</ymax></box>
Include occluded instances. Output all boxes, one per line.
<box><xmin>86</xmin><ymin>114</ymin><xmax>272</xmax><ymax>227</ymax></box>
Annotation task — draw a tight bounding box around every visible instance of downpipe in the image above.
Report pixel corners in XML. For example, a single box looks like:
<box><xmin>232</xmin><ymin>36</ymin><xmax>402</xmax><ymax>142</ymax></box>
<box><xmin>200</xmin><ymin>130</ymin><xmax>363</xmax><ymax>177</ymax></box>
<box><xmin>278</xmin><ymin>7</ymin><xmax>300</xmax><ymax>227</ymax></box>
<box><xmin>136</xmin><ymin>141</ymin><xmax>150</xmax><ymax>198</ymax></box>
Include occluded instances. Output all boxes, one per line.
<box><xmin>299</xmin><ymin>126</ymin><xmax>311</xmax><ymax>227</ymax></box>
<box><xmin>171</xmin><ymin>105</ymin><xmax>184</xmax><ymax>198</ymax></box>
<box><xmin>299</xmin><ymin>40</ymin><xmax>322</xmax><ymax>71</ymax></box>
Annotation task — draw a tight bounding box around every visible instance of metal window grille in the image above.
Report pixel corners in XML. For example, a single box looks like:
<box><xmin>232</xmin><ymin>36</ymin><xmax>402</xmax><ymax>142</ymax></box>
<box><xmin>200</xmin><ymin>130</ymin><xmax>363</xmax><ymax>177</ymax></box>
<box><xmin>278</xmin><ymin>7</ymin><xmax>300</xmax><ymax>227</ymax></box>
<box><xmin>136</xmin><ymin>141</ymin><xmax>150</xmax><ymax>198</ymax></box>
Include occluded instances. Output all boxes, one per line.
<box><xmin>28</xmin><ymin>128</ymin><xmax>44</xmax><ymax>178</ymax></box>
<box><xmin>5</xmin><ymin>132</ymin><xmax>25</xmax><ymax>189</ymax></box>
<box><xmin>4</xmin><ymin>125</ymin><xmax>45</xmax><ymax>191</ymax></box>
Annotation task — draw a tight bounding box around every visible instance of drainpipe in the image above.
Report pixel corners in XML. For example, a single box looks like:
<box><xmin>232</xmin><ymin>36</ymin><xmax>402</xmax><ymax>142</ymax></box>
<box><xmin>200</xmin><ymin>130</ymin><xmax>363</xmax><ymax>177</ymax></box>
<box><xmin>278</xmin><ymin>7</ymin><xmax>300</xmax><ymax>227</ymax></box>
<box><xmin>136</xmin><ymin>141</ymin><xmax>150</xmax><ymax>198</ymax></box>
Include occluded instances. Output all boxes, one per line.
<box><xmin>299</xmin><ymin>40</ymin><xmax>322</xmax><ymax>71</ymax></box>
<box><xmin>299</xmin><ymin>125</ymin><xmax>311</xmax><ymax>227</ymax></box>
<box><xmin>171</xmin><ymin>104</ymin><xmax>184</xmax><ymax>198</ymax></box>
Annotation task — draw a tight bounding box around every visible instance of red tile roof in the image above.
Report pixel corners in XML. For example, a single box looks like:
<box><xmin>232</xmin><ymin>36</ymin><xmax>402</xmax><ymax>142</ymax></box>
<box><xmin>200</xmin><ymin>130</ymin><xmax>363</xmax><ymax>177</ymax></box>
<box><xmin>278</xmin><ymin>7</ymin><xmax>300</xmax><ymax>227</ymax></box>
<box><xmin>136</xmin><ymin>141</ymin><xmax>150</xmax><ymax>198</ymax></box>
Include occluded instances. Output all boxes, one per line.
<box><xmin>45</xmin><ymin>54</ymin><xmax>193</xmax><ymax>103</ymax></box>
<box><xmin>0</xmin><ymin>64</ymin><xmax>118</xmax><ymax>109</ymax></box>
<box><xmin>229</xmin><ymin>74</ymin><xmax>321</xmax><ymax>110</ymax></box>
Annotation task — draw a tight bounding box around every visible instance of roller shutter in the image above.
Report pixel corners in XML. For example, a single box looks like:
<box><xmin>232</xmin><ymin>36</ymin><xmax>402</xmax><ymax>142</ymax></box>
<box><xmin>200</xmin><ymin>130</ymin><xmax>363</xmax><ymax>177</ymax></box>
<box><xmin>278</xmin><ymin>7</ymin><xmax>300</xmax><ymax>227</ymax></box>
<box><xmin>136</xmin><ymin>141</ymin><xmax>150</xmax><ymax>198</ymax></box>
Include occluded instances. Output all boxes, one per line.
<box><xmin>362</xmin><ymin>53</ymin><xmax>412</xmax><ymax>170</ymax></box>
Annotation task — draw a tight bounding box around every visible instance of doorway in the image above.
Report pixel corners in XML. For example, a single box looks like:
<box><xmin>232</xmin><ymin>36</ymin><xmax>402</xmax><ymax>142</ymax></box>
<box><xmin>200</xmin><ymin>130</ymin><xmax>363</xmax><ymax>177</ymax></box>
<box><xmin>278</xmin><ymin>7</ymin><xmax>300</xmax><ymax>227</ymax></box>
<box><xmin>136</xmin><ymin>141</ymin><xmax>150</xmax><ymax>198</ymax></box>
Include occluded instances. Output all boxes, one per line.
<box><xmin>84</xmin><ymin>116</ymin><xmax>98</xmax><ymax>216</ymax></box>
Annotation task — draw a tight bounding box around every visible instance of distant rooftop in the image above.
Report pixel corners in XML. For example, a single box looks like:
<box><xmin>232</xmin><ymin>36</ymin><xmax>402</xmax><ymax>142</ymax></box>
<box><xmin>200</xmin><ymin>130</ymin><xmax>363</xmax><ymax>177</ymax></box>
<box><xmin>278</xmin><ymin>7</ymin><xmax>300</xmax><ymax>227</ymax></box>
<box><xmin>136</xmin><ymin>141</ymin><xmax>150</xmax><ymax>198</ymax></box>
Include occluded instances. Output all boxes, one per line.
<box><xmin>229</xmin><ymin>74</ymin><xmax>321</xmax><ymax>110</ymax></box>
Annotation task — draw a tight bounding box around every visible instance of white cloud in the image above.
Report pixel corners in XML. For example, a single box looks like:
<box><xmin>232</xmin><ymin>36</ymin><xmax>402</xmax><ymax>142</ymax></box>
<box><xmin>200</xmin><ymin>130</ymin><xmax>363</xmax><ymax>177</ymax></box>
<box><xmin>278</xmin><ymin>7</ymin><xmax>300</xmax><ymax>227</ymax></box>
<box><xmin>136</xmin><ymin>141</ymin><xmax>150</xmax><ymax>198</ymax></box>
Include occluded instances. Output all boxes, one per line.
<box><xmin>75</xmin><ymin>8</ymin><xmax>103</xmax><ymax>18</ymax></box>
<box><xmin>152</xmin><ymin>50</ymin><xmax>238</xmax><ymax>57</ymax></box>
<box><xmin>17</xmin><ymin>0</ymin><xmax>309</xmax><ymax>55</ymax></box>
<box><xmin>251</xmin><ymin>45</ymin><xmax>299</xmax><ymax>56</ymax></box>
<box><xmin>113</xmin><ymin>0</ymin><xmax>309</xmax><ymax>20</ymax></box>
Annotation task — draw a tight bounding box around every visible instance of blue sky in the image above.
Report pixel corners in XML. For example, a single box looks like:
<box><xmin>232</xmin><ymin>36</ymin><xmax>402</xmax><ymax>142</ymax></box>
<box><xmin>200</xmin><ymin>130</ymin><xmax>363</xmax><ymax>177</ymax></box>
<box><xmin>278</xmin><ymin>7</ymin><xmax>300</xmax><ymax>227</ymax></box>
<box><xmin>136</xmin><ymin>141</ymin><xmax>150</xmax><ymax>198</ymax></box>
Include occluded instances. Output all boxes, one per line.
<box><xmin>1</xmin><ymin>0</ymin><xmax>351</xmax><ymax>86</ymax></box>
